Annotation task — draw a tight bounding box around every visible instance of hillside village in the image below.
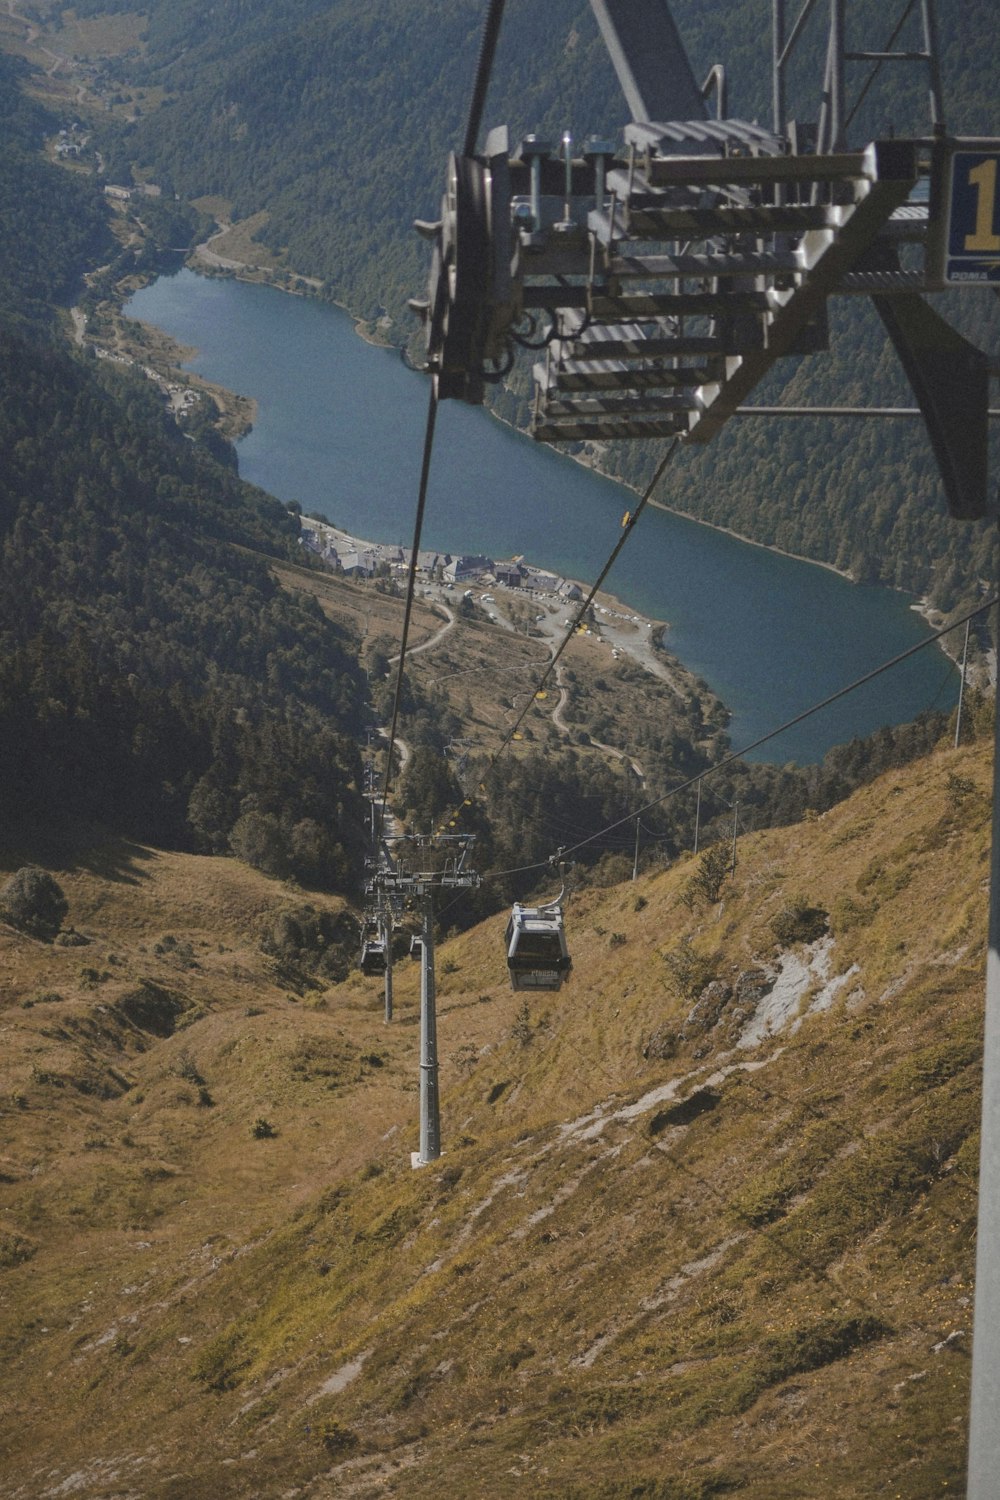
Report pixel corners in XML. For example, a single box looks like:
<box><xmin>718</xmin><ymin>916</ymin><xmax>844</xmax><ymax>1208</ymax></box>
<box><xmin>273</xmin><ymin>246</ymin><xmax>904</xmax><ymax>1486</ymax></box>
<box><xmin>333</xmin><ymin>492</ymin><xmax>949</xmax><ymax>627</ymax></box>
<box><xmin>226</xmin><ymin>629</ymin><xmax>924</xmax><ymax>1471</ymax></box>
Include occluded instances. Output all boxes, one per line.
<box><xmin>299</xmin><ymin>515</ymin><xmax>583</xmax><ymax>600</ymax></box>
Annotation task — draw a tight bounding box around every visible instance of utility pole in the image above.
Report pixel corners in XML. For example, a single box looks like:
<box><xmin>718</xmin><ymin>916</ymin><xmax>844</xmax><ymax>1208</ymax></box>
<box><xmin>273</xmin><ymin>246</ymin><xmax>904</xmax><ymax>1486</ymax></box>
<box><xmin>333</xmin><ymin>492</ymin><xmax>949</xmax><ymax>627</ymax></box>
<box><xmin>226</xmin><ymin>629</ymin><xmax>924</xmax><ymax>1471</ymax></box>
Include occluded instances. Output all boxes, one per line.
<box><xmin>416</xmin><ymin>893</ymin><xmax>439</xmax><ymax>1164</ymax></box>
<box><xmin>694</xmin><ymin>778</ymin><xmax>702</xmax><ymax>855</ymax></box>
<box><xmin>955</xmin><ymin>617</ymin><xmax>971</xmax><ymax>749</ymax></box>
<box><xmin>731</xmin><ymin>800</ymin><xmax>739</xmax><ymax>876</ymax></box>
<box><xmin>373</xmin><ymin>834</ymin><xmax>480</xmax><ymax>1168</ymax></box>
<box><xmin>382</xmin><ymin>908</ymin><xmax>394</xmax><ymax>1024</ymax></box>
<box><xmin>632</xmin><ymin>816</ymin><xmax>641</xmax><ymax>881</ymax></box>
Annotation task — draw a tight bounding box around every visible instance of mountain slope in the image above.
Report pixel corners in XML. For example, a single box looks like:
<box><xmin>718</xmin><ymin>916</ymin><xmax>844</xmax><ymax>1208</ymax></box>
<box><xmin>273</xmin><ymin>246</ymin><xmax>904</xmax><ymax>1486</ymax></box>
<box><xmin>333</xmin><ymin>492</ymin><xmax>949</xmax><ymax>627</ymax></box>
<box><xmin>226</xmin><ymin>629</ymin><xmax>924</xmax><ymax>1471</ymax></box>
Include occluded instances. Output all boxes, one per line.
<box><xmin>0</xmin><ymin>726</ymin><xmax>987</xmax><ymax>1497</ymax></box>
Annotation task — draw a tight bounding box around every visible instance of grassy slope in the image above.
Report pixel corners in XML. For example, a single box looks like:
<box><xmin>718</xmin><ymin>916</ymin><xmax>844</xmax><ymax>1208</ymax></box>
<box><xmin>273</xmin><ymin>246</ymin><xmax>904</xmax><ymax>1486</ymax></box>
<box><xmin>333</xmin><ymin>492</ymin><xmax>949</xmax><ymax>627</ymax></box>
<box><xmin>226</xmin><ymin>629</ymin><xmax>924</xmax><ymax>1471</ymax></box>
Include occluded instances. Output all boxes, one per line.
<box><xmin>0</xmin><ymin>728</ymin><xmax>988</xmax><ymax>1497</ymax></box>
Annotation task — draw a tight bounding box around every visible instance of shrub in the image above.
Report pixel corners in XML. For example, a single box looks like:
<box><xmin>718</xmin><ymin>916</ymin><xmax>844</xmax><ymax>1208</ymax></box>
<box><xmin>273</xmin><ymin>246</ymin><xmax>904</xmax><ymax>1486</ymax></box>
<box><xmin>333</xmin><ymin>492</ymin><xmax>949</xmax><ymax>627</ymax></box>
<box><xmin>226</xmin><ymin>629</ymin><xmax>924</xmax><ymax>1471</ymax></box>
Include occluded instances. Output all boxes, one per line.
<box><xmin>191</xmin><ymin>1329</ymin><xmax>252</xmax><ymax>1391</ymax></box>
<box><xmin>511</xmin><ymin>1000</ymin><xmax>531</xmax><ymax>1046</ymax></box>
<box><xmin>946</xmin><ymin>771</ymin><xmax>976</xmax><ymax>806</ymax></box>
<box><xmin>251</xmin><ymin>1116</ymin><xmax>277</xmax><ymax>1139</ymax></box>
<box><xmin>0</xmin><ymin>867</ymin><xmax>67</xmax><ymax>939</ymax></box>
<box><xmin>662</xmin><ymin>940</ymin><xmax>717</xmax><ymax>1002</ymax></box>
<box><xmin>683</xmin><ymin>845</ymin><xmax>730</xmax><ymax>908</ymax></box>
<box><xmin>116</xmin><ymin>981</ymin><xmax>187</xmax><ymax>1037</ymax></box>
<box><xmin>319</xmin><ymin>1420</ymin><xmax>358</xmax><ymax>1455</ymax></box>
<box><xmin>770</xmin><ymin>898</ymin><xmax>829</xmax><ymax>946</ymax></box>
<box><xmin>0</xmin><ymin>1232</ymin><xmax>36</xmax><ymax>1268</ymax></box>
<box><xmin>229</xmin><ymin>809</ymin><xmax>289</xmax><ymax>875</ymax></box>
<box><xmin>259</xmin><ymin>904</ymin><xmax>356</xmax><ymax>985</ymax></box>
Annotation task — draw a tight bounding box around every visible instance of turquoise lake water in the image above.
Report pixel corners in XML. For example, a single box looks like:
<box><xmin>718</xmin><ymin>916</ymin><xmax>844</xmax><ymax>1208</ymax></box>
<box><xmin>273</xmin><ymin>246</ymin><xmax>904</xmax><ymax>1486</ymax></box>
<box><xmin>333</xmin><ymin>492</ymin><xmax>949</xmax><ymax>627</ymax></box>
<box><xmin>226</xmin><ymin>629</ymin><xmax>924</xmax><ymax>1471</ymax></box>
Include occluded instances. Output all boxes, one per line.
<box><xmin>127</xmin><ymin>268</ymin><xmax>958</xmax><ymax>764</ymax></box>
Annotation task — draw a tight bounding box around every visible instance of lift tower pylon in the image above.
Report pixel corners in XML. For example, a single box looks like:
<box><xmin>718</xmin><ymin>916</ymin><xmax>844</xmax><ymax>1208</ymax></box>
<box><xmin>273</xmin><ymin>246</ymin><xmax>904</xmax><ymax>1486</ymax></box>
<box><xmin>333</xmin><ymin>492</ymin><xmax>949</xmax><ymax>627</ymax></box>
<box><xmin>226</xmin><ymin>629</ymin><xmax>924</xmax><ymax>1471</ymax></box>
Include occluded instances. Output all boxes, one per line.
<box><xmin>373</xmin><ymin>836</ymin><xmax>481</xmax><ymax>1166</ymax></box>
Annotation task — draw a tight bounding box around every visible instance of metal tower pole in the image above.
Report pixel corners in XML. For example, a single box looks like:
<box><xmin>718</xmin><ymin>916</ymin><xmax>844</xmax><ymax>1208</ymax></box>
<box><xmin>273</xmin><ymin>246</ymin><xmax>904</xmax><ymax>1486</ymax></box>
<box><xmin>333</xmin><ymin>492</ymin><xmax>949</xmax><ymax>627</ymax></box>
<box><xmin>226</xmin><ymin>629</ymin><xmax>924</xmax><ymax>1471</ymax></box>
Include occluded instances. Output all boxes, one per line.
<box><xmin>829</xmin><ymin>0</ymin><xmax>846</xmax><ymax>150</ymax></box>
<box><xmin>416</xmin><ymin>892</ymin><xmax>441</xmax><ymax>1166</ymax></box>
<box><xmin>694</xmin><ymin>778</ymin><xmax>702</xmax><ymax>855</ymax></box>
<box><xmin>967</xmin><ymin>608</ymin><xmax>1000</xmax><ymax>1496</ymax></box>
<box><xmin>378</xmin><ymin>835</ymin><xmax>479</xmax><ymax>1165</ymax></box>
<box><xmin>772</xmin><ymin>0</ymin><xmax>786</xmax><ymax>135</ymax></box>
<box><xmin>955</xmin><ymin>618</ymin><xmax>971</xmax><ymax>750</ymax></box>
<box><xmin>920</xmin><ymin>0</ymin><xmax>945</xmax><ymax>131</ymax></box>
<box><xmin>383</xmin><ymin>911</ymin><xmax>394</xmax><ymax>1024</ymax></box>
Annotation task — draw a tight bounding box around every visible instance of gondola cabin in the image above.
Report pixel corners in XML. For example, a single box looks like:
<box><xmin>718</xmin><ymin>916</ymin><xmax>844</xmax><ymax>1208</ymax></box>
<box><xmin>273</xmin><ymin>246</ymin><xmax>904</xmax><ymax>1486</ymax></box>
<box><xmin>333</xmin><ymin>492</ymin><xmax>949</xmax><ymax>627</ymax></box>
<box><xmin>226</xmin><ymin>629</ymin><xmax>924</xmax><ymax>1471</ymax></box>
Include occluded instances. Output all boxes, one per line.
<box><xmin>360</xmin><ymin>934</ymin><xmax>388</xmax><ymax>977</ymax></box>
<box><xmin>505</xmin><ymin>902</ymin><xmax>571</xmax><ymax>992</ymax></box>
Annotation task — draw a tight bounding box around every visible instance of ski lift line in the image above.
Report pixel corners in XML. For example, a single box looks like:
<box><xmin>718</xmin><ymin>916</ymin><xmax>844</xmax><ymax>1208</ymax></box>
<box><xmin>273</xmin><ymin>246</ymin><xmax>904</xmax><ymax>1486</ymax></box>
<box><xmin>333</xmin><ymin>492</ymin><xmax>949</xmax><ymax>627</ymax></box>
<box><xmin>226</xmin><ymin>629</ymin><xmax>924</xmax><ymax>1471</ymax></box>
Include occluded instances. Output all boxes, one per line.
<box><xmin>734</xmin><ymin>407</ymin><xmax>1000</xmax><ymax>419</ymax></box>
<box><xmin>432</xmin><ymin>438</ymin><xmax>681</xmax><ymax>840</ymax></box>
<box><xmin>482</xmin><ymin>592</ymin><xmax>996</xmax><ymax>881</ymax></box>
<box><xmin>377</xmin><ymin>386</ymin><xmax>439</xmax><ymax>845</ymax></box>
<box><xmin>463</xmin><ymin>0</ymin><xmax>508</xmax><ymax>159</ymax></box>
<box><xmin>554</xmin><ymin>594</ymin><xmax>999</xmax><ymax>863</ymax></box>
<box><xmin>842</xmin><ymin>0</ymin><xmax>920</xmax><ymax>137</ymax></box>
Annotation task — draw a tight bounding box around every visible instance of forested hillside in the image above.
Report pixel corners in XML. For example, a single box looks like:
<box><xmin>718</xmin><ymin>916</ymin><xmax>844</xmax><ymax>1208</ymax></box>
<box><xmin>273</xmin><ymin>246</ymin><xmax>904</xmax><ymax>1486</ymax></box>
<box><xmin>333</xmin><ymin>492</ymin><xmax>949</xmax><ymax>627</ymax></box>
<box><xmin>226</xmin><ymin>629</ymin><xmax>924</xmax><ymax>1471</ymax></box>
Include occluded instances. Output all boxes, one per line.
<box><xmin>0</xmin><ymin>62</ymin><xmax>370</xmax><ymax>888</ymax></box>
<box><xmin>0</xmin><ymin>55</ymin><xmax>112</xmax><ymax>333</ymax></box>
<box><xmin>84</xmin><ymin>0</ymin><xmax>999</xmax><ymax>611</ymax></box>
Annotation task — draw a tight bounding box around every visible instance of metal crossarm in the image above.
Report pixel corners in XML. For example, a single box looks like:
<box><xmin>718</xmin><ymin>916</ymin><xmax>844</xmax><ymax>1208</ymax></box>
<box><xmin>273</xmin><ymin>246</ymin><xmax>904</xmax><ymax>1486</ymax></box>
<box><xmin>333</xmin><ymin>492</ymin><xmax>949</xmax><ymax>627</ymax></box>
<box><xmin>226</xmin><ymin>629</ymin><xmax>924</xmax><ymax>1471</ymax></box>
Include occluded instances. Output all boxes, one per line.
<box><xmin>410</xmin><ymin>0</ymin><xmax>996</xmax><ymax>510</ymax></box>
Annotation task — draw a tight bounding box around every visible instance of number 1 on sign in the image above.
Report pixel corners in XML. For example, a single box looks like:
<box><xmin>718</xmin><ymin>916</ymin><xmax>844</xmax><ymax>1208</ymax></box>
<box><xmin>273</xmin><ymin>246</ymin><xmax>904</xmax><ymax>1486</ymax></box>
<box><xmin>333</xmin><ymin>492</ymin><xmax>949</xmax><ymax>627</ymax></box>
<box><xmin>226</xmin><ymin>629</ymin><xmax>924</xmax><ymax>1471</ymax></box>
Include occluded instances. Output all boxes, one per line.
<box><xmin>965</xmin><ymin>158</ymin><xmax>1000</xmax><ymax>253</ymax></box>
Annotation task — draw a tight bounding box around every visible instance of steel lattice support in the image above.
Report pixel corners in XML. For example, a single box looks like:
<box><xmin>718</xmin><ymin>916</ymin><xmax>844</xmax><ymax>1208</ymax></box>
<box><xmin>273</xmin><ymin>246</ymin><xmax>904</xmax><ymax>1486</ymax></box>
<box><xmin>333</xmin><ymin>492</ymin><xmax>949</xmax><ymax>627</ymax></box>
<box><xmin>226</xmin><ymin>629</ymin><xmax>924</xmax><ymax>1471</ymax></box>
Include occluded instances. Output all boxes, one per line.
<box><xmin>411</xmin><ymin>0</ymin><xmax>997</xmax><ymax>518</ymax></box>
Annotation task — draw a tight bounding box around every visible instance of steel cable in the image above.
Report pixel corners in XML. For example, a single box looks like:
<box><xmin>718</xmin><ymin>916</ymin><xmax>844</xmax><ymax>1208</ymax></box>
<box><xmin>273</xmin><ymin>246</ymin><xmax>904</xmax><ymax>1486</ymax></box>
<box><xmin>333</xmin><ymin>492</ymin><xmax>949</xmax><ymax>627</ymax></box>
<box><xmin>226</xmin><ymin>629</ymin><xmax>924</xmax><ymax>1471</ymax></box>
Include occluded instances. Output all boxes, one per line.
<box><xmin>432</xmin><ymin>440</ymin><xmax>681</xmax><ymax>839</ymax></box>
<box><xmin>376</xmin><ymin>0</ymin><xmax>509</xmax><ymax>850</ymax></box>
<box><xmin>376</xmin><ymin>386</ymin><xmax>438</xmax><ymax>845</ymax></box>
<box><xmin>463</xmin><ymin>0</ymin><xmax>508</xmax><ymax>158</ymax></box>
<box><xmin>481</xmin><ymin>595</ymin><xmax>996</xmax><ymax>879</ymax></box>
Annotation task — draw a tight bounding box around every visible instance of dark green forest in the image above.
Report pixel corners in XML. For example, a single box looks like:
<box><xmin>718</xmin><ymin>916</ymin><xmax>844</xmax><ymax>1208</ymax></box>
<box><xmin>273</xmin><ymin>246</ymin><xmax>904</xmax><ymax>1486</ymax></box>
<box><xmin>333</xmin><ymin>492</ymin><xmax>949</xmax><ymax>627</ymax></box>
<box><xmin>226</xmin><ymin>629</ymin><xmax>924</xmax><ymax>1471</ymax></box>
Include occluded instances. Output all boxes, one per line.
<box><xmin>0</xmin><ymin>57</ymin><xmax>370</xmax><ymax>888</ymax></box>
<box><xmin>83</xmin><ymin>0</ymin><xmax>1000</xmax><ymax>611</ymax></box>
<box><xmin>0</xmin><ymin>57</ymin><xmax>113</xmax><ymax>334</ymax></box>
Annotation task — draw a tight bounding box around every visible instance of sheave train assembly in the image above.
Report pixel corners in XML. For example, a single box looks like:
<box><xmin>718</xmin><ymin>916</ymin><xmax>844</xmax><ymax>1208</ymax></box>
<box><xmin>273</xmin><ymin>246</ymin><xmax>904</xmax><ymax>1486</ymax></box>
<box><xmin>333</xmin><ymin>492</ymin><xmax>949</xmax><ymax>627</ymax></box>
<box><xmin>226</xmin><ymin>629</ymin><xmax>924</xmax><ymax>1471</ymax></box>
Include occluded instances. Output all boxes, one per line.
<box><xmin>410</xmin><ymin>0</ymin><xmax>999</xmax><ymax>522</ymax></box>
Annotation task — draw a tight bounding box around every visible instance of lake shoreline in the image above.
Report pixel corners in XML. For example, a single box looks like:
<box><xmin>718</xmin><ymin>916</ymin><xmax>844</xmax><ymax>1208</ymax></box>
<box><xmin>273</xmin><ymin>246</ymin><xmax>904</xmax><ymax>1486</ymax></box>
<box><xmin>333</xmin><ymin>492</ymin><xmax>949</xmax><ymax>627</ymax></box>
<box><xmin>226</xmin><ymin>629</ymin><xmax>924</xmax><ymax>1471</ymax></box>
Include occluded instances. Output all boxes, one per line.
<box><xmin>170</xmin><ymin>250</ymin><xmax>943</xmax><ymax>642</ymax></box>
<box><xmin>177</xmin><ymin>242</ymin><xmax>884</xmax><ymax>599</ymax></box>
<box><xmin>122</xmin><ymin>266</ymin><xmax>960</xmax><ymax>762</ymax></box>
<box><xmin>486</xmin><ymin>404</ymin><xmax>861</xmax><ymax>589</ymax></box>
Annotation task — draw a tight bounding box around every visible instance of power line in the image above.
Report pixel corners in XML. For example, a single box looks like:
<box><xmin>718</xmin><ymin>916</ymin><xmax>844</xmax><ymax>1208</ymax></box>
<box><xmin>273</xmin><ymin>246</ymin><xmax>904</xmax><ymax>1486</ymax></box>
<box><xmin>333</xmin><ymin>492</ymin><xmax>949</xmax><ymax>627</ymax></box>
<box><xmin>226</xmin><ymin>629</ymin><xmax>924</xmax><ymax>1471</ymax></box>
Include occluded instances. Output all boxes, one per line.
<box><xmin>555</xmin><ymin>595</ymin><xmax>997</xmax><ymax>862</ymax></box>
<box><xmin>377</xmin><ymin>387</ymin><xmax>438</xmax><ymax>842</ymax></box>
<box><xmin>433</xmin><ymin>439</ymin><xmax>681</xmax><ymax>838</ymax></box>
<box><xmin>480</xmin><ymin>595</ymin><xmax>996</xmax><ymax>879</ymax></box>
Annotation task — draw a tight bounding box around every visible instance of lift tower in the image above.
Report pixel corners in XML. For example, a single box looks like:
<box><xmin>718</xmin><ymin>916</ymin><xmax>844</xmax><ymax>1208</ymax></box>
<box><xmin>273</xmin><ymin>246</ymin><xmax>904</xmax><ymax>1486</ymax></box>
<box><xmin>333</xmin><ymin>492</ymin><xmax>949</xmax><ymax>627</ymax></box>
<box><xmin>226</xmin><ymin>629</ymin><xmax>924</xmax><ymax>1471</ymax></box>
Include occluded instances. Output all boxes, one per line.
<box><xmin>373</xmin><ymin>836</ymin><xmax>481</xmax><ymax>1166</ymax></box>
<box><xmin>411</xmin><ymin>0</ymin><xmax>999</xmax><ymax>519</ymax></box>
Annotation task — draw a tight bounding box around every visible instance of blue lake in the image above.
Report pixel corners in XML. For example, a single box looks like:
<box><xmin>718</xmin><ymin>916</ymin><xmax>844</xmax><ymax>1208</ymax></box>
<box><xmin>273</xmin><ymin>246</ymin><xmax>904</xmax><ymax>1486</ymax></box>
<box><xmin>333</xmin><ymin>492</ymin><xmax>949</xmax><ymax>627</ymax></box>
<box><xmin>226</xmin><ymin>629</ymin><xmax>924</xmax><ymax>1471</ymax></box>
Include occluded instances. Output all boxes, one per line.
<box><xmin>127</xmin><ymin>268</ymin><xmax>958</xmax><ymax>764</ymax></box>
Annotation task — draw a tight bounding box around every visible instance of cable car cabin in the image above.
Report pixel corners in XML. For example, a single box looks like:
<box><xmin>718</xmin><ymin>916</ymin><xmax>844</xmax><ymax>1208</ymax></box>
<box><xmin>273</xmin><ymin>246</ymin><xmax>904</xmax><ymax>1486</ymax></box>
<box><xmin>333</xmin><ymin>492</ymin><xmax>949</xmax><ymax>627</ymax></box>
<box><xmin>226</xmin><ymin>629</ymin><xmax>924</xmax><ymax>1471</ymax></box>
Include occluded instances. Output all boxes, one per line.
<box><xmin>505</xmin><ymin>902</ymin><xmax>571</xmax><ymax>992</ymax></box>
<box><xmin>359</xmin><ymin>936</ymin><xmax>388</xmax><ymax>977</ymax></box>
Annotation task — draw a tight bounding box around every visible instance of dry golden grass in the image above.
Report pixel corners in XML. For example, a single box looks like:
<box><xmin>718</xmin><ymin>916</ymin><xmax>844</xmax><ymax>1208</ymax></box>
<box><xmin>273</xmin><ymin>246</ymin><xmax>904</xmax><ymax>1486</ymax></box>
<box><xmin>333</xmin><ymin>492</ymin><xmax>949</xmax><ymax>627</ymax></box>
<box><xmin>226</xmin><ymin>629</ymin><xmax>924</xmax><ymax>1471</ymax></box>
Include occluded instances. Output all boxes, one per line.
<box><xmin>0</xmin><ymin>735</ymin><xmax>988</xmax><ymax>1496</ymax></box>
<box><xmin>202</xmin><ymin>211</ymin><xmax>282</xmax><ymax>271</ymax></box>
<box><xmin>269</xmin><ymin>558</ymin><xmax>445</xmax><ymax>653</ymax></box>
<box><xmin>55</xmin><ymin>11</ymin><xmax>147</xmax><ymax>60</ymax></box>
<box><xmin>190</xmin><ymin>195</ymin><xmax>234</xmax><ymax>221</ymax></box>
<box><xmin>271</xmin><ymin>558</ymin><xmax>722</xmax><ymax>783</ymax></box>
